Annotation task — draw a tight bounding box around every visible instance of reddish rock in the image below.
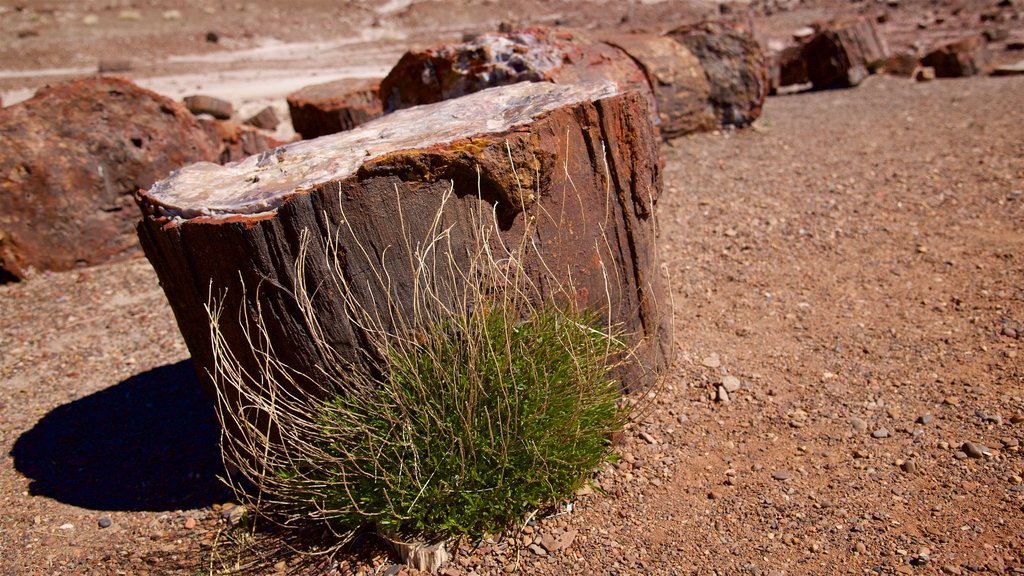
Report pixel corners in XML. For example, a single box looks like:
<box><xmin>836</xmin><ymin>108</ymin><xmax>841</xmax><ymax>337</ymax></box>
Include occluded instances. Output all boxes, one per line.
<box><xmin>244</xmin><ymin>106</ymin><xmax>280</xmax><ymax>131</ymax></box>
<box><xmin>0</xmin><ymin>76</ymin><xmax>217</xmax><ymax>280</ymax></box>
<box><xmin>770</xmin><ymin>44</ymin><xmax>810</xmax><ymax>92</ymax></box>
<box><xmin>198</xmin><ymin>118</ymin><xmax>293</xmax><ymax>164</ymax></box>
<box><xmin>878</xmin><ymin>51</ymin><xmax>921</xmax><ymax>77</ymax></box>
<box><xmin>802</xmin><ymin>16</ymin><xmax>890</xmax><ymax>88</ymax></box>
<box><xmin>666</xmin><ymin>20</ymin><xmax>768</xmax><ymax>127</ymax></box>
<box><xmin>602</xmin><ymin>34</ymin><xmax>716</xmax><ymax>138</ymax></box>
<box><xmin>921</xmin><ymin>35</ymin><xmax>991</xmax><ymax>77</ymax></box>
<box><xmin>286</xmin><ymin>78</ymin><xmax>383</xmax><ymax>139</ymax></box>
<box><xmin>379</xmin><ymin>27</ymin><xmax>656</xmax><ymax>129</ymax></box>
<box><xmin>183</xmin><ymin>94</ymin><xmax>233</xmax><ymax>120</ymax></box>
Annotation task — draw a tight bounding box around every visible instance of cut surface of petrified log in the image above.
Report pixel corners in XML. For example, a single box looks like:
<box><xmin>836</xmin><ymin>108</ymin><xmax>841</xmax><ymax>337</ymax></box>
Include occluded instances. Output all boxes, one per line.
<box><xmin>666</xmin><ymin>20</ymin><xmax>768</xmax><ymax>127</ymax></box>
<box><xmin>0</xmin><ymin>76</ymin><xmax>217</xmax><ymax>280</ymax></box>
<box><xmin>138</xmin><ymin>81</ymin><xmax>672</xmax><ymax>404</ymax></box>
<box><xmin>286</xmin><ymin>77</ymin><xmax>383</xmax><ymax>139</ymax></box>
<box><xmin>803</xmin><ymin>16</ymin><xmax>890</xmax><ymax>89</ymax></box>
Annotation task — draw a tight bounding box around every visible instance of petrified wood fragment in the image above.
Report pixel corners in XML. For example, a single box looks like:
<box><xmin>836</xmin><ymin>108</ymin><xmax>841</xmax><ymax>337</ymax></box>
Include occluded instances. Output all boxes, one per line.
<box><xmin>602</xmin><ymin>34</ymin><xmax>716</xmax><ymax>138</ymax></box>
<box><xmin>137</xmin><ymin>82</ymin><xmax>673</xmax><ymax>405</ymax></box>
<box><xmin>921</xmin><ymin>35</ymin><xmax>990</xmax><ymax>77</ymax></box>
<box><xmin>0</xmin><ymin>76</ymin><xmax>217</xmax><ymax>280</ymax></box>
<box><xmin>802</xmin><ymin>16</ymin><xmax>890</xmax><ymax>89</ymax></box>
<box><xmin>286</xmin><ymin>77</ymin><xmax>384</xmax><ymax>139</ymax></box>
<box><xmin>666</xmin><ymin>20</ymin><xmax>768</xmax><ymax>127</ymax></box>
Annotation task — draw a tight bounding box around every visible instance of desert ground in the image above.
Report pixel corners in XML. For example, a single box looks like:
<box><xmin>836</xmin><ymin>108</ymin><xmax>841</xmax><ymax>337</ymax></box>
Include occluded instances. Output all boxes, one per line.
<box><xmin>0</xmin><ymin>0</ymin><xmax>1022</xmax><ymax>574</ymax></box>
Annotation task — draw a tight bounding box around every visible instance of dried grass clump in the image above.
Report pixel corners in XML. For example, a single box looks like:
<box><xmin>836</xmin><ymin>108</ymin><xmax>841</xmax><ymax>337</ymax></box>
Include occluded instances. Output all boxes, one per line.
<box><xmin>206</xmin><ymin>178</ymin><xmax>631</xmax><ymax>546</ymax></box>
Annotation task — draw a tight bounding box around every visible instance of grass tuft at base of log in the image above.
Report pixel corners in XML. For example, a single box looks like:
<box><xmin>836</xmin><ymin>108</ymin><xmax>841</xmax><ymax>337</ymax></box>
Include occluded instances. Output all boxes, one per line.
<box><xmin>205</xmin><ymin>183</ymin><xmax>634</xmax><ymax>553</ymax></box>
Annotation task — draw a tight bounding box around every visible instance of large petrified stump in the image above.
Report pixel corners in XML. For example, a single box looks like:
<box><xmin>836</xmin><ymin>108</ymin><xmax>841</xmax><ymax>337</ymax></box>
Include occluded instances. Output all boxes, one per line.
<box><xmin>137</xmin><ymin>82</ymin><xmax>673</xmax><ymax>405</ymax></box>
<box><xmin>0</xmin><ymin>76</ymin><xmax>217</xmax><ymax>280</ymax></box>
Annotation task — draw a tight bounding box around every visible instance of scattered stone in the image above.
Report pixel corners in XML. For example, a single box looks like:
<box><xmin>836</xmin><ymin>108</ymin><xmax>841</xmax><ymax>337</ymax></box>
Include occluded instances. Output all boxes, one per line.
<box><xmin>977</xmin><ymin>410</ymin><xmax>1003</xmax><ymax>424</ymax></box>
<box><xmin>879</xmin><ymin>51</ymin><xmax>921</xmax><ymax>76</ymax></box>
<box><xmin>162</xmin><ymin>9</ymin><xmax>182</xmax><ymax>21</ymax></box>
<box><xmin>205</xmin><ymin>30</ymin><xmax>220</xmax><ymax>43</ymax></box>
<box><xmin>0</xmin><ymin>76</ymin><xmax>217</xmax><ymax>279</ymax></box>
<box><xmin>666</xmin><ymin>20</ymin><xmax>768</xmax><ymax>127</ymax></box>
<box><xmin>183</xmin><ymin>94</ymin><xmax>233</xmax><ymax>120</ymax></box>
<box><xmin>539</xmin><ymin>528</ymin><xmax>577</xmax><ymax>554</ymax></box>
<box><xmin>872</xmin><ymin>428</ymin><xmax>890</xmax><ymax>439</ymax></box>
<box><xmin>287</xmin><ymin>77</ymin><xmax>383</xmax><ymax>139</ymax></box>
<box><xmin>184</xmin><ymin>517</ymin><xmax>197</xmax><ymax>530</ymax></box>
<box><xmin>772</xmin><ymin>470</ymin><xmax>791</xmax><ymax>481</ymax></box>
<box><xmin>220</xmin><ymin>503</ymin><xmax>247</xmax><ymax>526</ymax></box>
<box><xmin>961</xmin><ymin>442</ymin><xmax>989</xmax><ymax>459</ymax></box>
<box><xmin>916</xmin><ymin>414</ymin><xmax>934</xmax><ymax>425</ymax></box>
<box><xmin>82</xmin><ymin>14</ymin><xmax>99</xmax><ymax>25</ymax></box>
<box><xmin>640</xmin><ymin>431</ymin><xmax>657</xmax><ymax>444</ymax></box>
<box><xmin>118</xmin><ymin>9</ymin><xmax>142</xmax><ymax>21</ymax></box>
<box><xmin>721</xmin><ymin>375</ymin><xmax>741</xmax><ymax>393</ymax></box>
<box><xmin>914</xmin><ymin>66</ymin><xmax>936</xmax><ymax>81</ymax></box>
<box><xmin>529</xmin><ymin>543</ymin><xmax>546</xmax><ymax>556</ymax></box>
<box><xmin>900</xmin><ymin>460</ymin><xmax>918</xmax><ymax>474</ymax></box>
<box><xmin>244</xmin><ymin>106</ymin><xmax>280</xmax><ymax>131</ymax></box>
<box><xmin>854</xmin><ymin>542</ymin><xmax>867</xmax><ymax>554</ymax></box>
<box><xmin>717</xmin><ymin>386</ymin><xmax>731</xmax><ymax>403</ymax></box>
<box><xmin>851</xmin><ymin>417</ymin><xmax>868</xmax><ymax>433</ymax></box>
<box><xmin>942</xmin><ymin>396</ymin><xmax>960</xmax><ymax>406</ymax></box>
<box><xmin>1011</xmin><ymin>414</ymin><xmax>1024</xmax><ymax>425</ymax></box>
<box><xmin>702</xmin><ymin>353</ymin><xmax>722</xmax><ymax>368</ymax></box>
<box><xmin>921</xmin><ymin>35</ymin><xmax>990</xmax><ymax>77</ymax></box>
<box><xmin>97</xmin><ymin>59</ymin><xmax>132</xmax><ymax>74</ymax></box>
<box><xmin>942</xmin><ymin>565</ymin><xmax>963</xmax><ymax>575</ymax></box>
<box><xmin>992</xmin><ymin>60</ymin><xmax>1024</xmax><ymax>76</ymax></box>
<box><xmin>97</xmin><ymin>516</ymin><xmax>112</xmax><ymax>529</ymax></box>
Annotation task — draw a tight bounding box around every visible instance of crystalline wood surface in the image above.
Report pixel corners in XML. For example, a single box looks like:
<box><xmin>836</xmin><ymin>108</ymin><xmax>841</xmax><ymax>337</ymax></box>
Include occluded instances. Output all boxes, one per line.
<box><xmin>144</xmin><ymin>81</ymin><xmax>618</xmax><ymax>219</ymax></box>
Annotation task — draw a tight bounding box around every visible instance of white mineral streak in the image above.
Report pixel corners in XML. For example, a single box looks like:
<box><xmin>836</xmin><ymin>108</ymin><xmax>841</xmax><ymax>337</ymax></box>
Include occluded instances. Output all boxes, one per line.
<box><xmin>143</xmin><ymin>81</ymin><xmax>619</xmax><ymax>220</ymax></box>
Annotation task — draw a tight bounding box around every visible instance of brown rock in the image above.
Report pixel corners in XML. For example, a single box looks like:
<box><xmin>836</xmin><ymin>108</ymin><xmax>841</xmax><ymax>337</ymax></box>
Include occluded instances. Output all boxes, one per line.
<box><xmin>379</xmin><ymin>27</ymin><xmax>656</xmax><ymax>129</ymax></box>
<box><xmin>771</xmin><ymin>44</ymin><xmax>810</xmax><ymax>92</ymax></box>
<box><xmin>802</xmin><ymin>16</ymin><xmax>890</xmax><ymax>88</ymax></box>
<box><xmin>243</xmin><ymin>106</ymin><xmax>280</xmax><ymax>131</ymax></box>
<box><xmin>914</xmin><ymin>66</ymin><xmax>936</xmax><ymax>82</ymax></box>
<box><xmin>137</xmin><ymin>81</ymin><xmax>672</xmax><ymax>418</ymax></box>
<box><xmin>666</xmin><ymin>20</ymin><xmax>768</xmax><ymax>127</ymax></box>
<box><xmin>602</xmin><ymin>34</ymin><xmax>716</xmax><ymax>138</ymax></box>
<box><xmin>198</xmin><ymin>118</ymin><xmax>293</xmax><ymax>164</ymax></box>
<box><xmin>921</xmin><ymin>35</ymin><xmax>990</xmax><ymax>77</ymax></box>
<box><xmin>0</xmin><ymin>76</ymin><xmax>217</xmax><ymax>280</ymax></box>
<box><xmin>286</xmin><ymin>77</ymin><xmax>383</xmax><ymax>139</ymax></box>
<box><xmin>878</xmin><ymin>51</ymin><xmax>921</xmax><ymax>77</ymax></box>
<box><xmin>539</xmin><ymin>528</ymin><xmax>578</xmax><ymax>553</ymax></box>
<box><xmin>183</xmin><ymin>94</ymin><xmax>233</xmax><ymax>120</ymax></box>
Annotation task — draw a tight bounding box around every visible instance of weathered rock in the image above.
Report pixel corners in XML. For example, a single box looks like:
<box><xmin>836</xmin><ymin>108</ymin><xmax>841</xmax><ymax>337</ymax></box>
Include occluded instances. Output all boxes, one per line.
<box><xmin>137</xmin><ymin>81</ymin><xmax>672</xmax><ymax>414</ymax></box>
<box><xmin>770</xmin><ymin>44</ymin><xmax>810</xmax><ymax>92</ymax></box>
<box><xmin>379</xmin><ymin>27</ymin><xmax>655</xmax><ymax>129</ymax></box>
<box><xmin>914</xmin><ymin>66</ymin><xmax>936</xmax><ymax>82</ymax></box>
<box><xmin>197</xmin><ymin>118</ymin><xmax>292</xmax><ymax>164</ymax></box>
<box><xmin>921</xmin><ymin>35</ymin><xmax>990</xmax><ymax>77</ymax></box>
<box><xmin>878</xmin><ymin>51</ymin><xmax>921</xmax><ymax>76</ymax></box>
<box><xmin>802</xmin><ymin>16</ymin><xmax>890</xmax><ymax>88</ymax></box>
<box><xmin>184</xmin><ymin>94</ymin><xmax>233</xmax><ymax>120</ymax></box>
<box><xmin>243</xmin><ymin>106</ymin><xmax>280</xmax><ymax>131</ymax></box>
<box><xmin>602</xmin><ymin>34</ymin><xmax>716</xmax><ymax>137</ymax></box>
<box><xmin>0</xmin><ymin>76</ymin><xmax>217</xmax><ymax>280</ymax></box>
<box><xmin>666</xmin><ymin>20</ymin><xmax>768</xmax><ymax>127</ymax></box>
<box><xmin>286</xmin><ymin>77</ymin><xmax>383</xmax><ymax>139</ymax></box>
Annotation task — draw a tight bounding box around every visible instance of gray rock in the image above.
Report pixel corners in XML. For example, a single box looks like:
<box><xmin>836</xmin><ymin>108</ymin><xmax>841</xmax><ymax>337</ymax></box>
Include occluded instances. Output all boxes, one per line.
<box><xmin>772</xmin><ymin>470</ymin><xmax>791</xmax><ymax>481</ymax></box>
<box><xmin>961</xmin><ymin>442</ymin><xmax>989</xmax><ymax>459</ymax></box>
<box><xmin>97</xmin><ymin>516</ymin><xmax>112</xmax><ymax>529</ymax></box>
<box><xmin>721</xmin><ymin>375</ymin><xmax>741</xmax><ymax>393</ymax></box>
<box><xmin>851</xmin><ymin>417</ymin><xmax>868</xmax><ymax>433</ymax></box>
<box><xmin>916</xmin><ymin>414</ymin><xmax>934</xmax><ymax>425</ymax></box>
<box><xmin>872</xmin><ymin>428</ymin><xmax>890</xmax><ymax>439</ymax></box>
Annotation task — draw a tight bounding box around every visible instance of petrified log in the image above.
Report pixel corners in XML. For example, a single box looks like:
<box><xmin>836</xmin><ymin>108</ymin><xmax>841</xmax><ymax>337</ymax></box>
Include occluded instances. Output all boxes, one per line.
<box><xmin>137</xmin><ymin>82</ymin><xmax>672</xmax><ymax>404</ymax></box>
<box><xmin>379</xmin><ymin>27</ymin><xmax>657</xmax><ymax>131</ymax></box>
<box><xmin>921</xmin><ymin>35</ymin><xmax>990</xmax><ymax>77</ymax></box>
<box><xmin>802</xmin><ymin>16</ymin><xmax>890</xmax><ymax>89</ymax></box>
<box><xmin>0</xmin><ymin>76</ymin><xmax>217</xmax><ymax>280</ymax></box>
<box><xmin>602</xmin><ymin>34</ymin><xmax>716</xmax><ymax>138</ymax></box>
<box><xmin>666</xmin><ymin>20</ymin><xmax>768</xmax><ymax>127</ymax></box>
<box><xmin>286</xmin><ymin>77</ymin><xmax>384</xmax><ymax>139</ymax></box>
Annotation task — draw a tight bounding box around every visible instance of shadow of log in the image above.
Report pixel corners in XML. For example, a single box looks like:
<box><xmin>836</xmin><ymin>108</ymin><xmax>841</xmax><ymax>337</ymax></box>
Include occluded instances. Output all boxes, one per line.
<box><xmin>11</xmin><ymin>360</ymin><xmax>231</xmax><ymax>511</ymax></box>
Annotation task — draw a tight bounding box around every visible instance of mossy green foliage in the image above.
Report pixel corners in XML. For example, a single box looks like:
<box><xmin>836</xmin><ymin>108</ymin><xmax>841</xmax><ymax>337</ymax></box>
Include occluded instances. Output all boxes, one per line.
<box><xmin>306</xmin><ymin>304</ymin><xmax>624</xmax><ymax>539</ymax></box>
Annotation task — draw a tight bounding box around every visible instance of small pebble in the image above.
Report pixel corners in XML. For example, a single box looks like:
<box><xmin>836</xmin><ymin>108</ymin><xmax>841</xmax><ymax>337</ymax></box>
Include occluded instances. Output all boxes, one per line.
<box><xmin>721</xmin><ymin>375</ymin><xmax>741</xmax><ymax>393</ymax></box>
<box><xmin>872</xmin><ymin>428</ymin><xmax>890</xmax><ymax>439</ymax></box>
<box><xmin>1010</xmin><ymin>414</ymin><xmax>1024</xmax><ymax>425</ymax></box>
<box><xmin>97</xmin><ymin>516</ymin><xmax>112</xmax><ymax>529</ymax></box>
<box><xmin>942</xmin><ymin>396</ymin><xmax>960</xmax><ymax>406</ymax></box>
<box><xmin>702</xmin><ymin>353</ymin><xmax>721</xmax><ymax>368</ymax></box>
<box><xmin>900</xmin><ymin>460</ymin><xmax>918</xmax><ymax>474</ymax></box>
<box><xmin>772</xmin><ymin>470</ymin><xmax>791</xmax><ymax>481</ymax></box>
<box><xmin>916</xmin><ymin>414</ymin><xmax>934</xmax><ymax>425</ymax></box>
<box><xmin>961</xmin><ymin>442</ymin><xmax>988</xmax><ymax>459</ymax></box>
<box><xmin>942</xmin><ymin>565</ymin><xmax>962</xmax><ymax>575</ymax></box>
<box><xmin>854</xmin><ymin>542</ymin><xmax>867</xmax><ymax>554</ymax></box>
<box><xmin>851</xmin><ymin>417</ymin><xmax>868</xmax><ymax>433</ymax></box>
<box><xmin>184</xmin><ymin>517</ymin><xmax>197</xmax><ymax>530</ymax></box>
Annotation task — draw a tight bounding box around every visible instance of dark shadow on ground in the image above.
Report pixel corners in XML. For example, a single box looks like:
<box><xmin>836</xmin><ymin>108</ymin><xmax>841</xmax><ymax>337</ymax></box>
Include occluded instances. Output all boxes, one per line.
<box><xmin>11</xmin><ymin>360</ymin><xmax>232</xmax><ymax>511</ymax></box>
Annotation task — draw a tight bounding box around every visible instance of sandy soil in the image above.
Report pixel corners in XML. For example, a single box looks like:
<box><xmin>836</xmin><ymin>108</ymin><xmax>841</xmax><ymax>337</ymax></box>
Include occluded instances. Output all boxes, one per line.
<box><xmin>0</xmin><ymin>0</ymin><xmax>1022</xmax><ymax>574</ymax></box>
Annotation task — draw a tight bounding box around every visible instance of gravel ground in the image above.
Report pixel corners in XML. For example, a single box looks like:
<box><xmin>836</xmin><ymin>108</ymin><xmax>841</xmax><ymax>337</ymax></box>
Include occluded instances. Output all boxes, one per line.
<box><xmin>1</xmin><ymin>1</ymin><xmax>1023</xmax><ymax>574</ymax></box>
